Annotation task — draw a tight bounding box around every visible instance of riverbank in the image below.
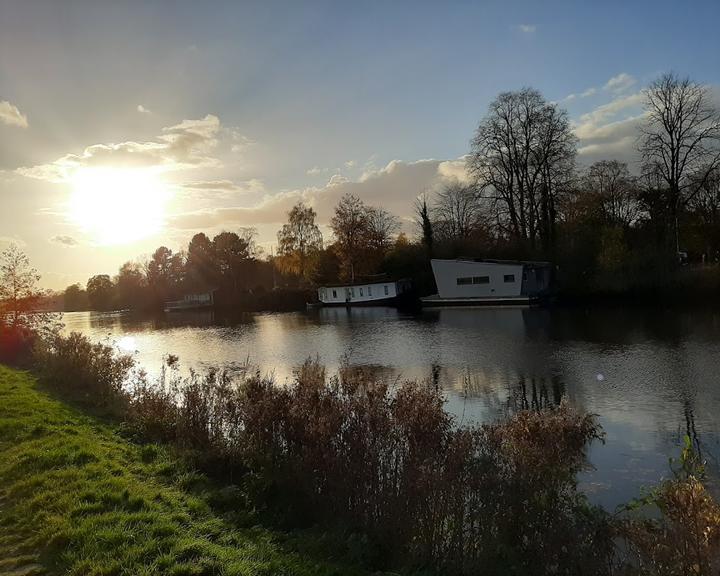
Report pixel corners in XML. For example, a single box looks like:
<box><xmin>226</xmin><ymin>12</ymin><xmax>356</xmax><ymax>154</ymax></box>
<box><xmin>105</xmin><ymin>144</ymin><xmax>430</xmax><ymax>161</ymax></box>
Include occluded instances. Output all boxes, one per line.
<box><xmin>0</xmin><ymin>365</ymin><xmax>366</xmax><ymax>576</ymax></box>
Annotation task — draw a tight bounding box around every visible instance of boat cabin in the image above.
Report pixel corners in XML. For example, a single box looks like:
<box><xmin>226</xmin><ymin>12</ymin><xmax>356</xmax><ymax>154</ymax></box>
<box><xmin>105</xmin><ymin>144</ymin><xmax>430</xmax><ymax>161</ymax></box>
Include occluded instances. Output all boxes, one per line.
<box><xmin>423</xmin><ymin>259</ymin><xmax>552</xmax><ymax>305</ymax></box>
<box><xmin>318</xmin><ymin>279</ymin><xmax>412</xmax><ymax>306</ymax></box>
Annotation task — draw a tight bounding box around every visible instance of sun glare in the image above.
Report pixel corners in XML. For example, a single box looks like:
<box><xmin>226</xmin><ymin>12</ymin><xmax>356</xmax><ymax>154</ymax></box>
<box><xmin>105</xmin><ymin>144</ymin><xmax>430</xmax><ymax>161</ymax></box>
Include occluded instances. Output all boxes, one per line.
<box><xmin>69</xmin><ymin>167</ymin><xmax>169</xmax><ymax>245</ymax></box>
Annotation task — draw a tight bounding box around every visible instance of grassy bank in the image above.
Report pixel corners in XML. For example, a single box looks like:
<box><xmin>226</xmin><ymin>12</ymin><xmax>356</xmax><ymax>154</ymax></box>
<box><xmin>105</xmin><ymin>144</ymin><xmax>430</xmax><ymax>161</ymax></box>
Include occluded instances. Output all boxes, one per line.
<box><xmin>0</xmin><ymin>365</ymin><xmax>365</xmax><ymax>576</ymax></box>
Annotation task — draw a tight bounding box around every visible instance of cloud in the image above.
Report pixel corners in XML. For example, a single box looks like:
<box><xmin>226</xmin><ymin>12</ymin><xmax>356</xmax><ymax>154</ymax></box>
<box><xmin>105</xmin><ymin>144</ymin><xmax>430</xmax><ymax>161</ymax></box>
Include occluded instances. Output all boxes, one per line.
<box><xmin>50</xmin><ymin>235</ymin><xmax>79</xmax><ymax>247</ymax></box>
<box><xmin>306</xmin><ymin>166</ymin><xmax>326</xmax><ymax>176</ymax></box>
<box><xmin>344</xmin><ymin>160</ymin><xmax>356</xmax><ymax>168</ymax></box>
<box><xmin>226</xmin><ymin>128</ymin><xmax>255</xmax><ymax>153</ymax></box>
<box><xmin>517</xmin><ymin>24</ymin><xmax>536</xmax><ymax>33</ymax></box>
<box><xmin>0</xmin><ymin>100</ymin><xmax>28</xmax><ymax>128</ymax></box>
<box><xmin>169</xmin><ymin>158</ymin><xmax>469</xmax><ymax>235</ymax></box>
<box><xmin>573</xmin><ymin>92</ymin><xmax>646</xmax><ymax>165</ymax></box>
<box><xmin>17</xmin><ymin>114</ymin><xmax>223</xmax><ymax>182</ymax></box>
<box><xmin>581</xmin><ymin>87</ymin><xmax>597</xmax><ymax>98</ymax></box>
<box><xmin>137</xmin><ymin>104</ymin><xmax>152</xmax><ymax>114</ymax></box>
<box><xmin>178</xmin><ymin>178</ymin><xmax>265</xmax><ymax>198</ymax></box>
<box><xmin>604</xmin><ymin>73</ymin><xmax>636</xmax><ymax>94</ymax></box>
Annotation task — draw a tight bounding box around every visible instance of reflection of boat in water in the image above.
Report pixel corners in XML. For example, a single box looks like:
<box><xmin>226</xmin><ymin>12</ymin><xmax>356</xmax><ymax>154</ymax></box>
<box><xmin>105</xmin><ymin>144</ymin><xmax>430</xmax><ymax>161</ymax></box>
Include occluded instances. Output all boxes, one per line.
<box><xmin>164</xmin><ymin>290</ymin><xmax>216</xmax><ymax>313</ymax></box>
<box><xmin>315</xmin><ymin>278</ymin><xmax>413</xmax><ymax>307</ymax></box>
<box><xmin>421</xmin><ymin>259</ymin><xmax>552</xmax><ymax>307</ymax></box>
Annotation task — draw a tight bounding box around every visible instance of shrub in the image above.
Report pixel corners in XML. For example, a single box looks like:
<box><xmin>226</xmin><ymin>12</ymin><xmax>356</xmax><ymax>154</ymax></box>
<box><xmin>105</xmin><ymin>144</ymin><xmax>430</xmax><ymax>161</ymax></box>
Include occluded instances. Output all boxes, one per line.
<box><xmin>619</xmin><ymin>436</ymin><xmax>720</xmax><ymax>575</ymax></box>
<box><xmin>27</xmin><ymin>333</ymin><xmax>623</xmax><ymax>574</ymax></box>
<box><xmin>33</xmin><ymin>332</ymin><xmax>135</xmax><ymax>411</ymax></box>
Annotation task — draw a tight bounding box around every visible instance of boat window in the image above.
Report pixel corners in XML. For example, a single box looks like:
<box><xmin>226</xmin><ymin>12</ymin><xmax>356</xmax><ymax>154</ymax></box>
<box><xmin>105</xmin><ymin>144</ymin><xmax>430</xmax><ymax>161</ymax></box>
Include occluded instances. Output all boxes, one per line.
<box><xmin>504</xmin><ymin>274</ymin><xmax>515</xmax><ymax>283</ymax></box>
<box><xmin>351</xmin><ymin>287</ymin><xmax>355</xmax><ymax>297</ymax></box>
<box><xmin>384</xmin><ymin>285</ymin><xmax>389</xmax><ymax>295</ymax></box>
<box><xmin>472</xmin><ymin>276</ymin><xmax>489</xmax><ymax>284</ymax></box>
<box><xmin>368</xmin><ymin>285</ymin><xmax>372</xmax><ymax>296</ymax></box>
<box><xmin>332</xmin><ymin>289</ymin><xmax>337</xmax><ymax>298</ymax></box>
<box><xmin>360</xmin><ymin>287</ymin><xmax>364</xmax><ymax>296</ymax></box>
<box><xmin>456</xmin><ymin>277</ymin><xmax>472</xmax><ymax>285</ymax></box>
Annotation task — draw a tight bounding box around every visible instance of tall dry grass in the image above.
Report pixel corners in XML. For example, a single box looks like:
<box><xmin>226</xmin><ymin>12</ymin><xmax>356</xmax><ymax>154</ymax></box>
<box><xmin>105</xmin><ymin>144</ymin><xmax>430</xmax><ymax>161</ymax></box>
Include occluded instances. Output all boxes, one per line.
<box><xmin>30</xmin><ymin>331</ymin><xmax>720</xmax><ymax>575</ymax></box>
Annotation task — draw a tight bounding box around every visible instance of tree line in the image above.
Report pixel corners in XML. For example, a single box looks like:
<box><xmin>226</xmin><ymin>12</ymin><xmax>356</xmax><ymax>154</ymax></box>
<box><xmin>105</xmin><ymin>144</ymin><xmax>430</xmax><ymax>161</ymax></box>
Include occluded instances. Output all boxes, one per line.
<box><xmin>64</xmin><ymin>71</ymin><xmax>720</xmax><ymax>310</ymax></box>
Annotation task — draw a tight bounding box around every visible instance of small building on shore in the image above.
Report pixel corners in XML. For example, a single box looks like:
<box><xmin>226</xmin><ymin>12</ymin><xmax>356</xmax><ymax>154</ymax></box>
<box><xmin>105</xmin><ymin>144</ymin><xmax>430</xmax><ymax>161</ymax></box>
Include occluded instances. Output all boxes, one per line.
<box><xmin>317</xmin><ymin>278</ymin><xmax>412</xmax><ymax>306</ymax></box>
<box><xmin>422</xmin><ymin>259</ymin><xmax>552</xmax><ymax>306</ymax></box>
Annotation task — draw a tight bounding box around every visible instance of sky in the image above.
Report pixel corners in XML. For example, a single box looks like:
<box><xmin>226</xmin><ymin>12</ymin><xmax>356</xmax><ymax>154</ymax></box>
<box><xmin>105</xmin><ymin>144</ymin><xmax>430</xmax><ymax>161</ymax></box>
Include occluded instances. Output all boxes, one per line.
<box><xmin>2</xmin><ymin>0</ymin><xmax>720</xmax><ymax>289</ymax></box>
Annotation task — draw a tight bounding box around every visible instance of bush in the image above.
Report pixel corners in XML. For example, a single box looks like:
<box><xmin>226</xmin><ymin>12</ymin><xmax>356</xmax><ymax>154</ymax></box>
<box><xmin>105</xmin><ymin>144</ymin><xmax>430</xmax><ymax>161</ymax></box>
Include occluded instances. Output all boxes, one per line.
<box><xmin>0</xmin><ymin>321</ymin><xmax>36</xmax><ymax>365</ymax></box>
<box><xmin>619</xmin><ymin>436</ymin><xmax>720</xmax><ymax>575</ymax></box>
<box><xmin>33</xmin><ymin>332</ymin><xmax>135</xmax><ymax>411</ymax></box>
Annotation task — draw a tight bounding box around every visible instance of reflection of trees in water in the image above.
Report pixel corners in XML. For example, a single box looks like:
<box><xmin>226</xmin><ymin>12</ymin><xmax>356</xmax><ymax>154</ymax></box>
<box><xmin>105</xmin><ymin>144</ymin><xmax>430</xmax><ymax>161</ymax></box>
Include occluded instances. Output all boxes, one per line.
<box><xmin>509</xmin><ymin>375</ymin><xmax>566</xmax><ymax>412</ymax></box>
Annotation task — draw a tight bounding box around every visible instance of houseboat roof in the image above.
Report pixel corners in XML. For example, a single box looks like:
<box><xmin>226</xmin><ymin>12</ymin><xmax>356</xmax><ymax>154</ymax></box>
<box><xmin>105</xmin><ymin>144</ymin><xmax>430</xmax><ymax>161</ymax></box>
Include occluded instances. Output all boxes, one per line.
<box><xmin>319</xmin><ymin>277</ymin><xmax>409</xmax><ymax>289</ymax></box>
<box><xmin>433</xmin><ymin>258</ymin><xmax>552</xmax><ymax>267</ymax></box>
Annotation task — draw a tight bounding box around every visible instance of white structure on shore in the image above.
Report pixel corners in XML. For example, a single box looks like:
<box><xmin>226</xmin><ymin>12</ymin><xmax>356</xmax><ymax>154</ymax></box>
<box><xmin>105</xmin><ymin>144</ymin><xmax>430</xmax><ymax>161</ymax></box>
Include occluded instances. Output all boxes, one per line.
<box><xmin>164</xmin><ymin>290</ymin><xmax>215</xmax><ymax>312</ymax></box>
<box><xmin>318</xmin><ymin>279</ymin><xmax>412</xmax><ymax>306</ymax></box>
<box><xmin>424</xmin><ymin>259</ymin><xmax>552</xmax><ymax>305</ymax></box>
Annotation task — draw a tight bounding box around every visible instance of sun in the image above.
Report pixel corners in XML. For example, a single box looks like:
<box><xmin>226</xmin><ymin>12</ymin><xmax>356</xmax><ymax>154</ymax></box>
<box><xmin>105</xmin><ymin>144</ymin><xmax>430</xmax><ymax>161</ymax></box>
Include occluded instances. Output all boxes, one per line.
<box><xmin>68</xmin><ymin>167</ymin><xmax>169</xmax><ymax>245</ymax></box>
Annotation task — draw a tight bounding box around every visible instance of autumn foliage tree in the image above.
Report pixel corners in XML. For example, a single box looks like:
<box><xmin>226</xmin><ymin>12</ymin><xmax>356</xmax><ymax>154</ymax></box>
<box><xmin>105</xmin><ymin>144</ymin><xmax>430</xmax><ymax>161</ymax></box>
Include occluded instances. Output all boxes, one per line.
<box><xmin>0</xmin><ymin>244</ymin><xmax>59</xmax><ymax>362</ymax></box>
<box><xmin>276</xmin><ymin>202</ymin><xmax>324</xmax><ymax>284</ymax></box>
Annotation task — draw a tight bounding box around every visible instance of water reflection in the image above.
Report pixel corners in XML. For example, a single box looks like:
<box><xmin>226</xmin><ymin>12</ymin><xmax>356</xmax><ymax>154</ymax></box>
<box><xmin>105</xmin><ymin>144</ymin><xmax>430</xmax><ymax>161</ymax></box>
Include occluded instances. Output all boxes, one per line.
<box><xmin>61</xmin><ymin>305</ymin><xmax>720</xmax><ymax>508</ymax></box>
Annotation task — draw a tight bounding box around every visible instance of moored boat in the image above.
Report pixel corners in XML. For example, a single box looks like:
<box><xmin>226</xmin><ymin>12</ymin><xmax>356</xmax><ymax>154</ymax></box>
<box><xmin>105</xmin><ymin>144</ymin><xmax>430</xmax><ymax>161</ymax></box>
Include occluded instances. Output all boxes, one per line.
<box><xmin>316</xmin><ymin>278</ymin><xmax>413</xmax><ymax>307</ymax></box>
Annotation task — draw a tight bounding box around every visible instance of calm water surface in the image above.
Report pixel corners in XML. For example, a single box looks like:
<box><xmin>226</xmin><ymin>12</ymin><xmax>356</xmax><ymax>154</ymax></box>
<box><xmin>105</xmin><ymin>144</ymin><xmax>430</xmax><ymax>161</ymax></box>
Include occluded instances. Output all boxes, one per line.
<box><xmin>62</xmin><ymin>306</ymin><xmax>720</xmax><ymax>509</ymax></box>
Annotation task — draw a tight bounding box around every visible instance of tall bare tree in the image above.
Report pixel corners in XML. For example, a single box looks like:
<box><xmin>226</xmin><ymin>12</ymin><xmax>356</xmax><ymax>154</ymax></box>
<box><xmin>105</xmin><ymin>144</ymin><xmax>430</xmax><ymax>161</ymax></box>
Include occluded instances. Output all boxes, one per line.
<box><xmin>366</xmin><ymin>206</ymin><xmax>400</xmax><ymax>253</ymax></box>
<box><xmin>640</xmin><ymin>73</ymin><xmax>720</xmax><ymax>251</ymax></box>
<box><xmin>583</xmin><ymin>160</ymin><xmax>640</xmax><ymax>228</ymax></box>
<box><xmin>468</xmin><ymin>88</ymin><xmax>576</xmax><ymax>251</ymax></box>
<box><xmin>276</xmin><ymin>202</ymin><xmax>324</xmax><ymax>283</ymax></box>
<box><xmin>432</xmin><ymin>180</ymin><xmax>484</xmax><ymax>243</ymax></box>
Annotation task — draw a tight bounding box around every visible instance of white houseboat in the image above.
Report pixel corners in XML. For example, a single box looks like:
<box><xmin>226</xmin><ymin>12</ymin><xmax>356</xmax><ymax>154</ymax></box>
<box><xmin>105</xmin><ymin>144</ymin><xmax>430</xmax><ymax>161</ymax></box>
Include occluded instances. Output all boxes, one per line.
<box><xmin>421</xmin><ymin>259</ymin><xmax>552</xmax><ymax>306</ymax></box>
<box><xmin>164</xmin><ymin>290</ymin><xmax>216</xmax><ymax>312</ymax></box>
<box><xmin>317</xmin><ymin>278</ymin><xmax>413</xmax><ymax>307</ymax></box>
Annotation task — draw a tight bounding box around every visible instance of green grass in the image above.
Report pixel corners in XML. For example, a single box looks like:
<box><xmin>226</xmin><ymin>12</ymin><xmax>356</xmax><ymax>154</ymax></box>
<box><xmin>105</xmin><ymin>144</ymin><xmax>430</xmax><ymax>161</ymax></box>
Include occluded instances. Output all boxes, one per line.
<box><xmin>0</xmin><ymin>365</ymin><xmax>367</xmax><ymax>576</ymax></box>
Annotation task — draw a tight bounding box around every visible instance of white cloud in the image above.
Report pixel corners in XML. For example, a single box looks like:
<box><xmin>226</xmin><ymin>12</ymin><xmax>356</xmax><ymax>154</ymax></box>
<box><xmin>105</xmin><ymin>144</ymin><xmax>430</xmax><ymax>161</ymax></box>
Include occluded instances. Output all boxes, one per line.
<box><xmin>16</xmin><ymin>114</ymin><xmax>223</xmax><ymax>182</ymax></box>
<box><xmin>517</xmin><ymin>24</ymin><xmax>536</xmax><ymax>33</ymax></box>
<box><xmin>169</xmin><ymin>158</ymin><xmax>469</xmax><ymax>235</ymax></box>
<box><xmin>604</xmin><ymin>73</ymin><xmax>636</xmax><ymax>94</ymax></box>
<box><xmin>344</xmin><ymin>160</ymin><xmax>356</xmax><ymax>168</ymax></box>
<box><xmin>0</xmin><ymin>100</ymin><xmax>28</xmax><ymax>128</ymax></box>
<box><xmin>178</xmin><ymin>178</ymin><xmax>265</xmax><ymax>198</ymax></box>
<box><xmin>137</xmin><ymin>104</ymin><xmax>152</xmax><ymax>114</ymax></box>
<box><xmin>581</xmin><ymin>87</ymin><xmax>597</xmax><ymax>98</ymax></box>
<box><xmin>573</xmin><ymin>92</ymin><xmax>646</xmax><ymax>165</ymax></box>
<box><xmin>50</xmin><ymin>235</ymin><xmax>79</xmax><ymax>247</ymax></box>
<box><xmin>306</xmin><ymin>166</ymin><xmax>326</xmax><ymax>176</ymax></box>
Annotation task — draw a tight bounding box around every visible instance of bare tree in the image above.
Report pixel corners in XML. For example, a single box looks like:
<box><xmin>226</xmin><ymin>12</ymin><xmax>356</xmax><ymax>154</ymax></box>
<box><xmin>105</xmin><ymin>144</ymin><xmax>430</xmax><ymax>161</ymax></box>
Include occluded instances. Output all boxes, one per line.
<box><xmin>468</xmin><ymin>88</ymin><xmax>577</xmax><ymax>251</ymax></box>
<box><xmin>432</xmin><ymin>180</ymin><xmax>484</xmax><ymax>243</ymax></box>
<box><xmin>366</xmin><ymin>206</ymin><xmax>400</xmax><ymax>253</ymax></box>
<box><xmin>583</xmin><ymin>160</ymin><xmax>640</xmax><ymax>228</ymax></box>
<box><xmin>640</xmin><ymin>72</ymin><xmax>720</xmax><ymax>251</ymax></box>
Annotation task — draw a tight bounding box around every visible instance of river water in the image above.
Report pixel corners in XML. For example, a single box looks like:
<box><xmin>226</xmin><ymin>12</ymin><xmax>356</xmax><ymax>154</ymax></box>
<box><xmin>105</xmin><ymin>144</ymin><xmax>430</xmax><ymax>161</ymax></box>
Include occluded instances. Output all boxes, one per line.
<box><xmin>62</xmin><ymin>305</ymin><xmax>720</xmax><ymax>509</ymax></box>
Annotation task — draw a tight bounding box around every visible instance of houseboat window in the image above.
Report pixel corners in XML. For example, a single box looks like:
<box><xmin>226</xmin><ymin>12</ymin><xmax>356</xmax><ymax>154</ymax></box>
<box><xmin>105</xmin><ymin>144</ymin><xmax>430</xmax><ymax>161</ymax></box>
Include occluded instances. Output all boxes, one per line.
<box><xmin>504</xmin><ymin>274</ymin><xmax>515</xmax><ymax>283</ymax></box>
<box><xmin>456</xmin><ymin>277</ymin><xmax>473</xmax><ymax>285</ymax></box>
<box><xmin>320</xmin><ymin>288</ymin><xmax>326</xmax><ymax>299</ymax></box>
<box><xmin>332</xmin><ymin>289</ymin><xmax>337</xmax><ymax>298</ymax></box>
<box><xmin>368</xmin><ymin>286</ymin><xmax>372</xmax><ymax>296</ymax></box>
<box><xmin>384</xmin><ymin>285</ymin><xmax>389</xmax><ymax>295</ymax></box>
<box><xmin>472</xmin><ymin>276</ymin><xmax>490</xmax><ymax>284</ymax></box>
<box><xmin>360</xmin><ymin>287</ymin><xmax>364</xmax><ymax>296</ymax></box>
<box><xmin>351</xmin><ymin>287</ymin><xmax>355</xmax><ymax>297</ymax></box>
